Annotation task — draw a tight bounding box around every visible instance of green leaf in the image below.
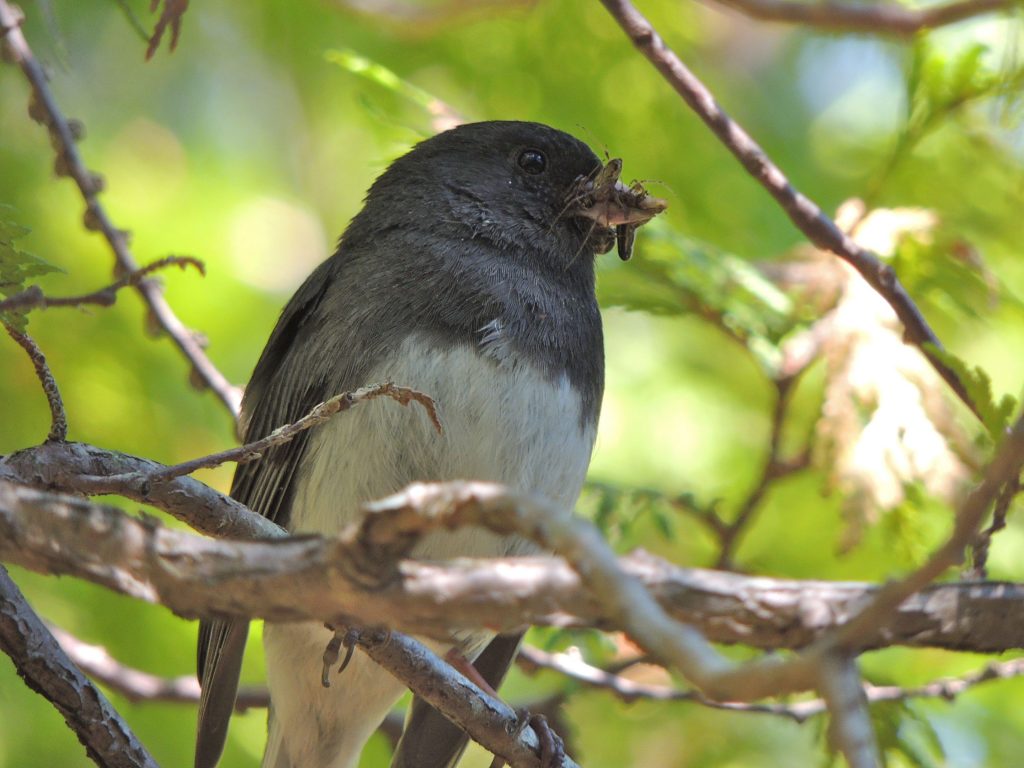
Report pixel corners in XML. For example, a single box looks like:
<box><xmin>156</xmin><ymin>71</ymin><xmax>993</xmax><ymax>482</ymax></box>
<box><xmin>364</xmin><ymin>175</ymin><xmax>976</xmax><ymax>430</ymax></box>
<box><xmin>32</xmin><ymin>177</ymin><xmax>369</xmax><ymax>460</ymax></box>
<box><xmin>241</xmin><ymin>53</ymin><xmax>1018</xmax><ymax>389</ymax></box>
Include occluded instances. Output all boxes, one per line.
<box><xmin>592</xmin><ymin>483</ymin><xmax>620</xmax><ymax>534</ymax></box>
<box><xmin>325</xmin><ymin>48</ymin><xmax>454</xmax><ymax>133</ymax></box>
<box><xmin>598</xmin><ymin>223</ymin><xmax>800</xmax><ymax>376</ymax></box>
<box><xmin>650</xmin><ymin>506</ymin><xmax>674</xmax><ymax>539</ymax></box>
<box><xmin>925</xmin><ymin>343</ymin><xmax>1018</xmax><ymax>441</ymax></box>
<box><xmin>872</xmin><ymin>699</ymin><xmax>945</xmax><ymax>768</ymax></box>
<box><xmin>877</xmin><ymin>39</ymin><xmax>1017</xmax><ymax>200</ymax></box>
<box><xmin>0</xmin><ymin>206</ymin><xmax>63</xmax><ymax>331</ymax></box>
<box><xmin>107</xmin><ymin>0</ymin><xmax>151</xmax><ymax>43</ymax></box>
<box><xmin>878</xmin><ymin>484</ymin><xmax>949</xmax><ymax>565</ymax></box>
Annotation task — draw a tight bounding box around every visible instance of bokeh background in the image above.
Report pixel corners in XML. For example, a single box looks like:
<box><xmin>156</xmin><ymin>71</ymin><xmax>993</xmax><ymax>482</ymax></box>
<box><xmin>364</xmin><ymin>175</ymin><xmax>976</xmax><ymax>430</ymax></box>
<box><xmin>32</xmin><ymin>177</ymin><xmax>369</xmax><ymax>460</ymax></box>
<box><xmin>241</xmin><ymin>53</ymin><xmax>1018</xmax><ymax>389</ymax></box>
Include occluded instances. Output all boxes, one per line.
<box><xmin>1</xmin><ymin>0</ymin><xmax>1023</xmax><ymax>765</ymax></box>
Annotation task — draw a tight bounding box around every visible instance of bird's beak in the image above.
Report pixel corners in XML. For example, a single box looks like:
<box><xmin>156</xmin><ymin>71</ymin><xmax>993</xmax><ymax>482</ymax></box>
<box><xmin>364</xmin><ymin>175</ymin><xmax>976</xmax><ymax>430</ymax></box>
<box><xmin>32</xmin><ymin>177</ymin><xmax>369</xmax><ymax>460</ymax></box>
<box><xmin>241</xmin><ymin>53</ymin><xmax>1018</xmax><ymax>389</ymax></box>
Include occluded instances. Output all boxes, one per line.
<box><xmin>569</xmin><ymin>158</ymin><xmax>667</xmax><ymax>260</ymax></box>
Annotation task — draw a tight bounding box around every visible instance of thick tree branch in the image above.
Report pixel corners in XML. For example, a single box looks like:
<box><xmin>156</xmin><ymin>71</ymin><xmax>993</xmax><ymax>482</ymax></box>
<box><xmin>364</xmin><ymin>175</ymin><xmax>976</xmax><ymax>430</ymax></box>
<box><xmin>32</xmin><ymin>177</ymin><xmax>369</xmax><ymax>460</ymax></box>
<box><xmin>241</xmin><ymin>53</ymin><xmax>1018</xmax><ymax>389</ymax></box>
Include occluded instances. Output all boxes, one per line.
<box><xmin>0</xmin><ymin>566</ymin><xmax>157</xmax><ymax>768</ymax></box>
<box><xmin>0</xmin><ymin>375</ymin><xmax>1020</xmax><ymax>746</ymax></box>
<box><xmin>0</xmin><ymin>0</ymin><xmax>241</xmax><ymax>418</ymax></box>
<box><xmin>600</xmin><ymin>0</ymin><xmax>979</xmax><ymax>419</ymax></box>
<box><xmin>704</xmin><ymin>0</ymin><xmax>1013</xmax><ymax>37</ymax></box>
<box><xmin>0</xmin><ymin>442</ymin><xmax>282</xmax><ymax>540</ymax></box>
<box><xmin>4</xmin><ymin>466</ymin><xmax>1024</xmax><ymax>764</ymax></box>
<box><xmin>2</xmin><ymin>478</ymin><xmax>1023</xmax><ymax>651</ymax></box>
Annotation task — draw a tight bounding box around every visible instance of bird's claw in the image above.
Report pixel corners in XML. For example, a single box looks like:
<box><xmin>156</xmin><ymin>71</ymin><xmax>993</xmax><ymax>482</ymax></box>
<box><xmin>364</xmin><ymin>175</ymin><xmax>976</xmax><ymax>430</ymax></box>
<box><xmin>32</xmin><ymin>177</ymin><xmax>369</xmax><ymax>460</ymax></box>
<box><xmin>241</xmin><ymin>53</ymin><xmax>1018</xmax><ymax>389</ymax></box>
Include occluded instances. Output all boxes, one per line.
<box><xmin>508</xmin><ymin>710</ymin><xmax>565</xmax><ymax>768</ymax></box>
<box><xmin>320</xmin><ymin>625</ymin><xmax>362</xmax><ymax>687</ymax></box>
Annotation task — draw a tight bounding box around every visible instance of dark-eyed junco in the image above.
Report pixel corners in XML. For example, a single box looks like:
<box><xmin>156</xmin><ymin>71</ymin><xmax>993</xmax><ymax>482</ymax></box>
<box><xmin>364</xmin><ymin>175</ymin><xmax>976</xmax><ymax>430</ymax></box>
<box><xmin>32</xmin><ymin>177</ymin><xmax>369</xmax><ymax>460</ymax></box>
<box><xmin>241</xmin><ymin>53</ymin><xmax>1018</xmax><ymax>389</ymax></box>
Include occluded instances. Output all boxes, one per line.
<box><xmin>195</xmin><ymin>120</ymin><xmax>665</xmax><ymax>768</ymax></box>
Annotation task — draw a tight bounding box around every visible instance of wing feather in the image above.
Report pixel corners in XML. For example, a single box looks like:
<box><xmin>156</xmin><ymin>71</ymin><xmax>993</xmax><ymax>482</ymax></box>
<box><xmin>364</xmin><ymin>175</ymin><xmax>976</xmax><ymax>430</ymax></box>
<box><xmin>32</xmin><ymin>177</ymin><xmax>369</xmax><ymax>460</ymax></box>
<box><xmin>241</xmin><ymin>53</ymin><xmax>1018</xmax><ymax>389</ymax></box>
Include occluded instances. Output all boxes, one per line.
<box><xmin>195</xmin><ymin>261</ymin><xmax>337</xmax><ymax>768</ymax></box>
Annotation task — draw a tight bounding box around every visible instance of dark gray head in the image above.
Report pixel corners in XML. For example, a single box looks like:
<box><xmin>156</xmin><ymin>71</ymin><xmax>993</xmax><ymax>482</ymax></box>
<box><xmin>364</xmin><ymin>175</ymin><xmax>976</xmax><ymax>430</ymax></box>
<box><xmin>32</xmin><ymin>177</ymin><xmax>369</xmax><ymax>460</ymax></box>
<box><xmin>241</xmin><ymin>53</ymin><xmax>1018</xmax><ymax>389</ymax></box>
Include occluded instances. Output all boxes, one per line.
<box><xmin>341</xmin><ymin>121</ymin><xmax>608</xmax><ymax>277</ymax></box>
<box><xmin>239</xmin><ymin>121</ymin><xmax>669</xmax><ymax>450</ymax></box>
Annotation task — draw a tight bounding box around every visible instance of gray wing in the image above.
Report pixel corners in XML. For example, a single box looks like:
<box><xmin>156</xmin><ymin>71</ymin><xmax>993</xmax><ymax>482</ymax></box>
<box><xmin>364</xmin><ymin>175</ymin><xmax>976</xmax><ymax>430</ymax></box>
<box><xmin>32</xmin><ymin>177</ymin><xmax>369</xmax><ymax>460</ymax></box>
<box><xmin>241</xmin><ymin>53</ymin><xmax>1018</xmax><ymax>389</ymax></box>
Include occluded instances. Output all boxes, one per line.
<box><xmin>195</xmin><ymin>261</ymin><xmax>338</xmax><ymax>768</ymax></box>
<box><xmin>390</xmin><ymin>633</ymin><xmax>524</xmax><ymax>768</ymax></box>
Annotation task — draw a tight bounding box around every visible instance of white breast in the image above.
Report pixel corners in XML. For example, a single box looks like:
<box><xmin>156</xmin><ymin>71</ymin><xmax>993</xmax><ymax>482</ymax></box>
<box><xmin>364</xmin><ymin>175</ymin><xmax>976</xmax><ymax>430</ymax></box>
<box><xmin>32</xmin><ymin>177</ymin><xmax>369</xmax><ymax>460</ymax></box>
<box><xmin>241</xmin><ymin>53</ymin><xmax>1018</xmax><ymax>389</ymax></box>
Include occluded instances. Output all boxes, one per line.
<box><xmin>291</xmin><ymin>331</ymin><xmax>596</xmax><ymax>555</ymax></box>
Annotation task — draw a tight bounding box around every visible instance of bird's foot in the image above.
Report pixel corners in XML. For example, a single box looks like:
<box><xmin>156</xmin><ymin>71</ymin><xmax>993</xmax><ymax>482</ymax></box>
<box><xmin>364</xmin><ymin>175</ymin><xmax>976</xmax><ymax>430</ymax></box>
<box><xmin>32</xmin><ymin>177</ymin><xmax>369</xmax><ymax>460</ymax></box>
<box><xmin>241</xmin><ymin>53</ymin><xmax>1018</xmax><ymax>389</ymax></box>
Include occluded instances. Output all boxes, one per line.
<box><xmin>320</xmin><ymin>624</ymin><xmax>367</xmax><ymax>687</ymax></box>
<box><xmin>502</xmin><ymin>711</ymin><xmax>564</xmax><ymax>768</ymax></box>
<box><xmin>527</xmin><ymin>713</ymin><xmax>565</xmax><ymax>768</ymax></box>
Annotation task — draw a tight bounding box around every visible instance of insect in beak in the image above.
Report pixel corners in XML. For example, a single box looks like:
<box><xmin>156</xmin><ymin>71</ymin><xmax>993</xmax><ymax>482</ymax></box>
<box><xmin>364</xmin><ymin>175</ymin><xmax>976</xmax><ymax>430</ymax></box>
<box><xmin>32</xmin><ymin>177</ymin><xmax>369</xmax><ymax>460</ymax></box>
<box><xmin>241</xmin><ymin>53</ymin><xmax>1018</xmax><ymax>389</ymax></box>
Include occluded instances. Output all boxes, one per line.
<box><xmin>569</xmin><ymin>158</ymin><xmax>667</xmax><ymax>261</ymax></box>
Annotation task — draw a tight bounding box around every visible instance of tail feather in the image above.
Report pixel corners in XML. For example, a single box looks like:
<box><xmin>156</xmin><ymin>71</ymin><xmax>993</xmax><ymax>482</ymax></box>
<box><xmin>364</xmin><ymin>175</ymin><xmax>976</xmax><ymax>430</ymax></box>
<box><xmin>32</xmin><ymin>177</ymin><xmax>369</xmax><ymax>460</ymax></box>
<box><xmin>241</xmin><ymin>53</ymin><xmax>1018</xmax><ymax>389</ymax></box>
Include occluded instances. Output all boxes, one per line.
<box><xmin>195</xmin><ymin>619</ymin><xmax>250</xmax><ymax>768</ymax></box>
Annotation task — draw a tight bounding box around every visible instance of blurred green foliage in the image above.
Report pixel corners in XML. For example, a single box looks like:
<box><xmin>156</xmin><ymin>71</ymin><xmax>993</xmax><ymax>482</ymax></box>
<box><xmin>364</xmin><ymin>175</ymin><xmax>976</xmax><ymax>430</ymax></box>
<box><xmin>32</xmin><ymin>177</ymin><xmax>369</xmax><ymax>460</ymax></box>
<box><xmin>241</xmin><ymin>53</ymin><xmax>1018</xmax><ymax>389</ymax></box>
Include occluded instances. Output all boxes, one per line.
<box><xmin>1</xmin><ymin>1</ymin><xmax>1023</xmax><ymax>766</ymax></box>
<box><xmin>0</xmin><ymin>208</ymin><xmax>62</xmax><ymax>331</ymax></box>
<box><xmin>926</xmin><ymin>344</ymin><xmax>1018</xmax><ymax>442</ymax></box>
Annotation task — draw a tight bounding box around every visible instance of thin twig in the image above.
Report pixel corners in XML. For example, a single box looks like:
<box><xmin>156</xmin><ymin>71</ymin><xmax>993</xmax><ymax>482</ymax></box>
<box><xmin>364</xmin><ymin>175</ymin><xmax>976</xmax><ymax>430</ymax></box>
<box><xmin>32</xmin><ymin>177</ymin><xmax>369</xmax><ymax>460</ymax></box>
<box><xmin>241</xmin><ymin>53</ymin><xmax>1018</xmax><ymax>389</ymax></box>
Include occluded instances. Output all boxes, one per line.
<box><xmin>0</xmin><ymin>1</ymin><xmax>241</xmax><ymax>418</ymax></box>
<box><xmin>0</xmin><ymin>255</ymin><xmax>204</xmax><ymax>315</ymax></box>
<box><xmin>518</xmin><ymin>646</ymin><xmax>1024</xmax><ymax>721</ymax></box>
<box><xmin>100</xmin><ymin>382</ymin><xmax>441</xmax><ymax>486</ymax></box>
<box><xmin>703</xmin><ymin>0</ymin><xmax>1013</xmax><ymax>38</ymax></box>
<box><xmin>599</xmin><ymin>0</ymin><xmax>980</xmax><ymax>420</ymax></box>
<box><xmin>62</xmin><ymin>625</ymin><xmax>1019</xmax><ymax>734</ymax></box>
<box><xmin>518</xmin><ymin>645</ymin><xmax>677</xmax><ymax>703</ymax></box>
<box><xmin>588</xmin><ymin>377</ymin><xmax>809</xmax><ymax>570</ymax></box>
<box><xmin>791</xmin><ymin>657</ymin><xmax>1024</xmax><ymax>718</ymax></box>
<box><xmin>969</xmin><ymin>474</ymin><xmax>1020</xmax><ymax>578</ymax></box>
<box><xmin>146</xmin><ymin>0</ymin><xmax>189</xmax><ymax>59</ymax></box>
<box><xmin>3</xmin><ymin>324</ymin><xmax>67</xmax><ymax>443</ymax></box>
<box><xmin>715</xmin><ymin>377</ymin><xmax>807</xmax><ymax>569</ymax></box>
<box><xmin>708</xmin><ymin>410</ymin><xmax>1024</xmax><ymax>698</ymax></box>
<box><xmin>30</xmin><ymin>584</ymin><xmax>1024</xmax><ymax>727</ymax></box>
<box><xmin>517</xmin><ymin>645</ymin><xmax>806</xmax><ymax>718</ymax></box>
<box><xmin>49</xmin><ymin>625</ymin><xmax>269</xmax><ymax>711</ymax></box>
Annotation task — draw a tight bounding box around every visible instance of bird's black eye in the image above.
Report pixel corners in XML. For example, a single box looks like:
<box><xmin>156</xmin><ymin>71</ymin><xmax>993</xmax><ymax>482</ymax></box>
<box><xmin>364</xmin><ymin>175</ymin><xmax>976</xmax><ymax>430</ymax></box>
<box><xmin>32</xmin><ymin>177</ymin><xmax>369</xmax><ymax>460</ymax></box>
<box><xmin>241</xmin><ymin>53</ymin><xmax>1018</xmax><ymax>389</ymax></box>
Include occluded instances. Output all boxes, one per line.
<box><xmin>517</xmin><ymin>149</ymin><xmax>546</xmax><ymax>175</ymax></box>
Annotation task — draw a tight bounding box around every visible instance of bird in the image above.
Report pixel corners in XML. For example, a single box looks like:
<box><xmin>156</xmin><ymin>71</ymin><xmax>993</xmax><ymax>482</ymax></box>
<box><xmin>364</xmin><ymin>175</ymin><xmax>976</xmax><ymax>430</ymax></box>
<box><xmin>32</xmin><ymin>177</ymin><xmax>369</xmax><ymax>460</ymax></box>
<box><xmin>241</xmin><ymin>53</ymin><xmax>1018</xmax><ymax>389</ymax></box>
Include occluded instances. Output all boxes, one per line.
<box><xmin>194</xmin><ymin>120</ymin><xmax>665</xmax><ymax>768</ymax></box>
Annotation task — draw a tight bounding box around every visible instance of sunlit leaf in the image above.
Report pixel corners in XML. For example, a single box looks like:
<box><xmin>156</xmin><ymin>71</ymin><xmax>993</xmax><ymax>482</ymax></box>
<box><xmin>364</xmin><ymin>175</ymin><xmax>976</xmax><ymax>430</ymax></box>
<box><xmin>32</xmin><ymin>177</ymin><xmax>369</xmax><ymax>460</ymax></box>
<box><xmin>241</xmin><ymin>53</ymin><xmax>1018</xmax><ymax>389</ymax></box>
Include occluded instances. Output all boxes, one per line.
<box><xmin>925</xmin><ymin>344</ymin><xmax>1018</xmax><ymax>441</ymax></box>
<box><xmin>598</xmin><ymin>223</ymin><xmax>800</xmax><ymax>375</ymax></box>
